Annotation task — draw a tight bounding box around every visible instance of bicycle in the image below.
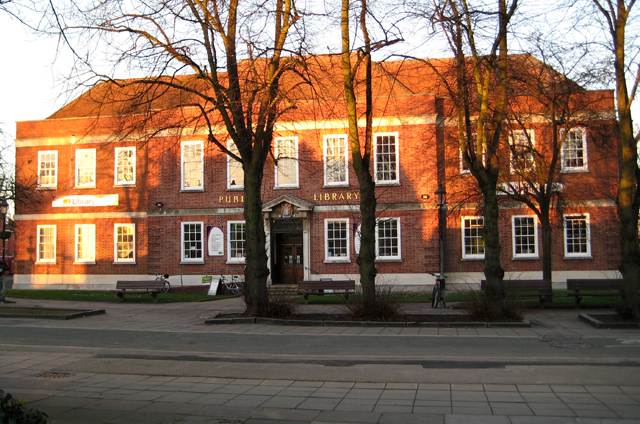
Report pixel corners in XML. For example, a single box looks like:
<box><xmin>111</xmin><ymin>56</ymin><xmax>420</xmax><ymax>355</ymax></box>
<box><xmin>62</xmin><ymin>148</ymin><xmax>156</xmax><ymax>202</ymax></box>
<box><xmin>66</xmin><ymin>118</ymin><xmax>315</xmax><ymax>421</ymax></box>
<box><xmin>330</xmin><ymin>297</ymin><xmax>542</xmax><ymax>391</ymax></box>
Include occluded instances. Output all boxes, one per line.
<box><xmin>219</xmin><ymin>274</ymin><xmax>244</xmax><ymax>296</ymax></box>
<box><xmin>155</xmin><ymin>273</ymin><xmax>171</xmax><ymax>293</ymax></box>
<box><xmin>428</xmin><ymin>272</ymin><xmax>446</xmax><ymax>308</ymax></box>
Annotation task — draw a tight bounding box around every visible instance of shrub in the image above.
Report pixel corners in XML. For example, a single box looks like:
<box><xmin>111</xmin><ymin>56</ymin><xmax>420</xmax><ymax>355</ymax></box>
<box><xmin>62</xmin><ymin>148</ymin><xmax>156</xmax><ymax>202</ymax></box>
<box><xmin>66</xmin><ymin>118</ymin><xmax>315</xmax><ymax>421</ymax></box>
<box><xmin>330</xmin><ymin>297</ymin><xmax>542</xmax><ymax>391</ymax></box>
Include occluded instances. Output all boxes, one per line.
<box><xmin>0</xmin><ymin>390</ymin><xmax>50</xmax><ymax>424</ymax></box>
<box><xmin>342</xmin><ymin>285</ymin><xmax>403</xmax><ymax>321</ymax></box>
<box><xmin>463</xmin><ymin>291</ymin><xmax>523</xmax><ymax>321</ymax></box>
<box><xmin>255</xmin><ymin>286</ymin><xmax>298</xmax><ymax>319</ymax></box>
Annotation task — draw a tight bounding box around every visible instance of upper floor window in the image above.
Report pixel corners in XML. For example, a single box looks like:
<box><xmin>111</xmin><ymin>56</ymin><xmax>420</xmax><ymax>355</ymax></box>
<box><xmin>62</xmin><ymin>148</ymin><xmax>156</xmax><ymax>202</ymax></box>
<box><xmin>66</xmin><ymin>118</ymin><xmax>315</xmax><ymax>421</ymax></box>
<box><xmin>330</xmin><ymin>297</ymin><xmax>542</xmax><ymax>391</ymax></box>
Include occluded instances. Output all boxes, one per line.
<box><xmin>324</xmin><ymin>135</ymin><xmax>348</xmax><ymax>186</ymax></box>
<box><xmin>374</xmin><ymin>133</ymin><xmax>400</xmax><ymax>185</ymax></box>
<box><xmin>181</xmin><ymin>221</ymin><xmax>204</xmax><ymax>262</ymax></box>
<box><xmin>76</xmin><ymin>149</ymin><xmax>96</xmax><ymax>188</ymax></box>
<box><xmin>561</xmin><ymin>127</ymin><xmax>588</xmax><ymax>173</ymax></box>
<box><xmin>115</xmin><ymin>147</ymin><xmax>136</xmax><ymax>185</ymax></box>
<box><xmin>275</xmin><ymin>137</ymin><xmax>299</xmax><ymax>188</ymax></box>
<box><xmin>75</xmin><ymin>224</ymin><xmax>96</xmax><ymax>263</ymax></box>
<box><xmin>227</xmin><ymin>140</ymin><xmax>244</xmax><ymax>189</ymax></box>
<box><xmin>114</xmin><ymin>223</ymin><xmax>135</xmax><ymax>263</ymax></box>
<box><xmin>38</xmin><ymin>151</ymin><xmax>58</xmax><ymax>188</ymax></box>
<box><xmin>37</xmin><ymin>225</ymin><xmax>56</xmax><ymax>263</ymax></box>
<box><xmin>512</xmin><ymin>215</ymin><xmax>538</xmax><ymax>259</ymax></box>
<box><xmin>509</xmin><ymin>130</ymin><xmax>535</xmax><ymax>174</ymax></box>
<box><xmin>564</xmin><ymin>214</ymin><xmax>591</xmax><ymax>258</ymax></box>
<box><xmin>325</xmin><ymin>218</ymin><xmax>350</xmax><ymax>261</ymax></box>
<box><xmin>376</xmin><ymin>217</ymin><xmax>401</xmax><ymax>260</ymax></box>
<box><xmin>462</xmin><ymin>216</ymin><xmax>484</xmax><ymax>259</ymax></box>
<box><xmin>227</xmin><ymin>221</ymin><xmax>246</xmax><ymax>263</ymax></box>
<box><xmin>181</xmin><ymin>141</ymin><xmax>203</xmax><ymax>190</ymax></box>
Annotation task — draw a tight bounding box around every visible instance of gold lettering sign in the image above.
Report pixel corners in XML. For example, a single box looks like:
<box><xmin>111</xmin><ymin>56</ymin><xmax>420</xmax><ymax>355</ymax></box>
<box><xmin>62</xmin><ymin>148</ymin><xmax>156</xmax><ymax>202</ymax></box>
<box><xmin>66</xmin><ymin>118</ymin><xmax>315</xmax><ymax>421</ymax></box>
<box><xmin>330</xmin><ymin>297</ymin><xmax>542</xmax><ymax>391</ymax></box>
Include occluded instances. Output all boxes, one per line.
<box><xmin>313</xmin><ymin>193</ymin><xmax>359</xmax><ymax>201</ymax></box>
<box><xmin>219</xmin><ymin>195</ymin><xmax>245</xmax><ymax>204</ymax></box>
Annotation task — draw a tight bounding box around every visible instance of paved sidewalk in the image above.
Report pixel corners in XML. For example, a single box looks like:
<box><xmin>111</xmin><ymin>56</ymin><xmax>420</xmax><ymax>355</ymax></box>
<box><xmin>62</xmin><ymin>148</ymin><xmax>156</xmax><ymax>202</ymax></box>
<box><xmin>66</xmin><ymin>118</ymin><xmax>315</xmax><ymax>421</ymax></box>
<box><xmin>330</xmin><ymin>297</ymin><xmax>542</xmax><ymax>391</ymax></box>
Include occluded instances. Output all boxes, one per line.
<box><xmin>1</xmin><ymin>297</ymin><xmax>639</xmax><ymax>423</ymax></box>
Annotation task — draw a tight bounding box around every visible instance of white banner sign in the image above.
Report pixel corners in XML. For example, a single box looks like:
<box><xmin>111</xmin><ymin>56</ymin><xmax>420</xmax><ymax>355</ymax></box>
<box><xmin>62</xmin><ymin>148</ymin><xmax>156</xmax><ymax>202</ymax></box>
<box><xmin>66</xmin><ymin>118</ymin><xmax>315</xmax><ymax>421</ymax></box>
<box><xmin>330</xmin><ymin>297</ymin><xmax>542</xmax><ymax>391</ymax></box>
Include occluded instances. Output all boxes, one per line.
<box><xmin>52</xmin><ymin>195</ymin><xmax>119</xmax><ymax>207</ymax></box>
<box><xmin>207</xmin><ymin>226</ymin><xmax>224</xmax><ymax>256</ymax></box>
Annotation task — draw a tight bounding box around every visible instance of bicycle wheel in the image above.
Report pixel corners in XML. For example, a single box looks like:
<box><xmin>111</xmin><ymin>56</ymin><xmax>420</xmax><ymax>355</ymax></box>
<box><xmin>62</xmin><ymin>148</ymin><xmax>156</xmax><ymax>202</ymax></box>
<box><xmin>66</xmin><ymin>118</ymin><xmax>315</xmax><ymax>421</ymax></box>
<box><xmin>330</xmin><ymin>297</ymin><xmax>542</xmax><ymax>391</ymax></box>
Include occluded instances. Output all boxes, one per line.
<box><xmin>432</xmin><ymin>283</ymin><xmax>440</xmax><ymax>308</ymax></box>
<box><xmin>162</xmin><ymin>280</ymin><xmax>170</xmax><ymax>294</ymax></box>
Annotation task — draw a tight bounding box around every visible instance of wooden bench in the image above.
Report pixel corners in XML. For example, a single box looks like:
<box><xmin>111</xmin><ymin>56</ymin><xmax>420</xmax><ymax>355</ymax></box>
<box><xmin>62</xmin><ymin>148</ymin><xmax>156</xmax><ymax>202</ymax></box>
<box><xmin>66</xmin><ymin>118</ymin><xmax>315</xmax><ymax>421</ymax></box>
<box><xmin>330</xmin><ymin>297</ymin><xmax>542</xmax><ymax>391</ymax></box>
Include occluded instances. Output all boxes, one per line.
<box><xmin>112</xmin><ymin>280</ymin><xmax>166</xmax><ymax>303</ymax></box>
<box><xmin>566</xmin><ymin>279</ymin><xmax>623</xmax><ymax>308</ymax></box>
<box><xmin>481</xmin><ymin>279</ymin><xmax>553</xmax><ymax>309</ymax></box>
<box><xmin>297</xmin><ymin>280</ymin><xmax>356</xmax><ymax>303</ymax></box>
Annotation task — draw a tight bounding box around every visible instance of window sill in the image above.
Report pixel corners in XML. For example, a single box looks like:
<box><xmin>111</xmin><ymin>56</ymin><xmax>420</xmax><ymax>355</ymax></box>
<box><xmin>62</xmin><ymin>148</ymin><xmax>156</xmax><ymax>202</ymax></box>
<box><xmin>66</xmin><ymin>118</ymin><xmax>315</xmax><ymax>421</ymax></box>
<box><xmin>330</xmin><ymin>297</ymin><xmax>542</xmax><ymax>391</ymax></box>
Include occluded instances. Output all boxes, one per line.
<box><xmin>227</xmin><ymin>187</ymin><xmax>244</xmax><ymax>191</ymax></box>
<box><xmin>511</xmin><ymin>256</ymin><xmax>540</xmax><ymax>261</ymax></box>
<box><xmin>461</xmin><ymin>257</ymin><xmax>484</xmax><ymax>261</ymax></box>
<box><xmin>560</xmin><ymin>168</ymin><xmax>588</xmax><ymax>174</ymax></box>
<box><xmin>564</xmin><ymin>255</ymin><xmax>593</xmax><ymax>260</ymax></box>
<box><xmin>113</xmin><ymin>261</ymin><xmax>136</xmax><ymax>265</ymax></box>
<box><xmin>36</xmin><ymin>186</ymin><xmax>57</xmax><ymax>191</ymax></box>
<box><xmin>227</xmin><ymin>260</ymin><xmax>246</xmax><ymax>265</ymax></box>
<box><xmin>180</xmin><ymin>189</ymin><xmax>205</xmax><ymax>193</ymax></box>
<box><xmin>36</xmin><ymin>261</ymin><xmax>56</xmax><ymax>265</ymax></box>
<box><xmin>74</xmin><ymin>186</ymin><xmax>96</xmax><ymax>190</ymax></box>
<box><xmin>322</xmin><ymin>184</ymin><xmax>350</xmax><ymax>189</ymax></box>
<box><xmin>114</xmin><ymin>184</ymin><xmax>137</xmax><ymax>188</ymax></box>
<box><xmin>274</xmin><ymin>186</ymin><xmax>300</xmax><ymax>190</ymax></box>
<box><xmin>73</xmin><ymin>261</ymin><xmax>96</xmax><ymax>265</ymax></box>
<box><xmin>324</xmin><ymin>259</ymin><xmax>351</xmax><ymax>264</ymax></box>
<box><xmin>374</xmin><ymin>182</ymin><xmax>401</xmax><ymax>187</ymax></box>
<box><xmin>180</xmin><ymin>261</ymin><xmax>205</xmax><ymax>265</ymax></box>
<box><xmin>375</xmin><ymin>258</ymin><xmax>402</xmax><ymax>263</ymax></box>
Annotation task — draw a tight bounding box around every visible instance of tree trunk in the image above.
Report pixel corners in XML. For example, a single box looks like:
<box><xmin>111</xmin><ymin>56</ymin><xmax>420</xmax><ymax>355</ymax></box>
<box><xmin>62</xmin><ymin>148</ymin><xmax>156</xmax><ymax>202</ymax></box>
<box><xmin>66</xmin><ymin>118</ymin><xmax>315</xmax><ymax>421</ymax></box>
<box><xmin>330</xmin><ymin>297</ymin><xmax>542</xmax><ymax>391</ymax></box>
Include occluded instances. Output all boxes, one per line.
<box><xmin>357</xmin><ymin>171</ymin><xmax>377</xmax><ymax>309</ymax></box>
<box><xmin>481</xmin><ymin>182</ymin><xmax>504</xmax><ymax>318</ymax></box>
<box><xmin>242</xmin><ymin>160</ymin><xmax>270</xmax><ymax>316</ymax></box>
<box><xmin>540</xmin><ymin>209</ymin><xmax>552</xmax><ymax>282</ymax></box>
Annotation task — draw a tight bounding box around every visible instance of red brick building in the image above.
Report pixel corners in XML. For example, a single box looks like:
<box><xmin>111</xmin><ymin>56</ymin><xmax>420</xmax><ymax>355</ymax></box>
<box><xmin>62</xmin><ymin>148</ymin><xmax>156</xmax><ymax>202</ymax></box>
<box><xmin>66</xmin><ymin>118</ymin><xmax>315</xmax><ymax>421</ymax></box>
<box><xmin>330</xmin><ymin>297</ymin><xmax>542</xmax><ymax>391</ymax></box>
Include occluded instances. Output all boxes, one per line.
<box><xmin>13</xmin><ymin>55</ymin><xmax>622</xmax><ymax>290</ymax></box>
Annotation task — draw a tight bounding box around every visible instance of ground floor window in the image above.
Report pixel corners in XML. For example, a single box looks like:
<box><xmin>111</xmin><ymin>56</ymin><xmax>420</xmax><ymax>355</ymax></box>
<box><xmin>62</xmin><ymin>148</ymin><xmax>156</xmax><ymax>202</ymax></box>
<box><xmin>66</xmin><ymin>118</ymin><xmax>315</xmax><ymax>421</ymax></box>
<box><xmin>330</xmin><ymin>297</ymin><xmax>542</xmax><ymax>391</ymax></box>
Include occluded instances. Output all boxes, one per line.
<box><xmin>325</xmin><ymin>218</ymin><xmax>349</xmax><ymax>261</ymax></box>
<box><xmin>228</xmin><ymin>221</ymin><xmax>246</xmax><ymax>263</ymax></box>
<box><xmin>564</xmin><ymin>214</ymin><xmax>591</xmax><ymax>258</ymax></box>
<box><xmin>512</xmin><ymin>215</ymin><xmax>538</xmax><ymax>258</ymax></box>
<box><xmin>462</xmin><ymin>217</ymin><xmax>484</xmax><ymax>259</ymax></box>
<box><xmin>181</xmin><ymin>222</ymin><xmax>204</xmax><ymax>262</ymax></box>
<box><xmin>75</xmin><ymin>224</ymin><xmax>95</xmax><ymax>263</ymax></box>
<box><xmin>376</xmin><ymin>217</ymin><xmax>401</xmax><ymax>260</ymax></box>
<box><xmin>37</xmin><ymin>225</ymin><xmax>56</xmax><ymax>263</ymax></box>
<box><xmin>114</xmin><ymin>224</ymin><xmax>135</xmax><ymax>263</ymax></box>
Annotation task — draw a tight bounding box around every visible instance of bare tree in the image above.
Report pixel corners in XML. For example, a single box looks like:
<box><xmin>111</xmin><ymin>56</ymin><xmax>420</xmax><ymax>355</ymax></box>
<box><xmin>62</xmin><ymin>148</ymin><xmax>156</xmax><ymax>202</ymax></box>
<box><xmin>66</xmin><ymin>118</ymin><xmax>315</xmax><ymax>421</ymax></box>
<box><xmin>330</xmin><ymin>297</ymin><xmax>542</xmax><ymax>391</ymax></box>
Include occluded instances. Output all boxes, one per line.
<box><xmin>415</xmin><ymin>0</ymin><xmax>518</xmax><ymax>318</ymax></box>
<box><xmin>587</xmin><ymin>0</ymin><xmax>640</xmax><ymax>319</ymax></box>
<box><xmin>54</xmin><ymin>0</ymin><xmax>306</xmax><ymax>316</ymax></box>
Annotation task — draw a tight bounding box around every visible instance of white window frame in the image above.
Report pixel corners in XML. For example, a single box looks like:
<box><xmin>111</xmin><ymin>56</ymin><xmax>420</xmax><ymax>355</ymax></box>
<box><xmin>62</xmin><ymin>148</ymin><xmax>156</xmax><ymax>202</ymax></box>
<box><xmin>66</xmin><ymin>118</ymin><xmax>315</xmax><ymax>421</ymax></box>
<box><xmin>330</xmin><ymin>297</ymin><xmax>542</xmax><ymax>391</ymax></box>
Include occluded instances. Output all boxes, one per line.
<box><xmin>461</xmin><ymin>216</ymin><xmax>485</xmax><ymax>260</ymax></box>
<box><xmin>181</xmin><ymin>141</ymin><xmax>204</xmax><ymax>190</ymax></box>
<box><xmin>374</xmin><ymin>133</ymin><xmax>400</xmax><ymax>185</ymax></box>
<box><xmin>181</xmin><ymin>221</ymin><xmax>204</xmax><ymax>263</ymax></box>
<box><xmin>509</xmin><ymin>129</ymin><xmax>535</xmax><ymax>174</ymax></box>
<box><xmin>324</xmin><ymin>135</ymin><xmax>349</xmax><ymax>186</ymax></box>
<box><xmin>37</xmin><ymin>151</ymin><xmax>58</xmax><ymax>188</ymax></box>
<box><xmin>274</xmin><ymin>136</ymin><xmax>299</xmax><ymax>188</ymax></box>
<box><xmin>114</xmin><ymin>147</ymin><xmax>136</xmax><ymax>185</ymax></box>
<box><xmin>36</xmin><ymin>225</ymin><xmax>56</xmax><ymax>263</ymax></box>
<box><xmin>325</xmin><ymin>218</ymin><xmax>350</xmax><ymax>262</ymax></box>
<box><xmin>114</xmin><ymin>223</ymin><xmax>136</xmax><ymax>263</ymax></box>
<box><xmin>75</xmin><ymin>149</ymin><xmax>96</xmax><ymax>188</ymax></box>
<box><xmin>227</xmin><ymin>140</ymin><xmax>244</xmax><ymax>190</ymax></box>
<box><xmin>564</xmin><ymin>214</ymin><xmax>592</xmax><ymax>258</ymax></box>
<box><xmin>375</xmin><ymin>217</ymin><xmax>401</xmax><ymax>260</ymax></box>
<box><xmin>561</xmin><ymin>127</ymin><xmax>589</xmax><ymax>173</ymax></box>
<box><xmin>511</xmin><ymin>215</ymin><xmax>539</xmax><ymax>259</ymax></box>
<box><xmin>75</xmin><ymin>224</ymin><xmax>96</xmax><ymax>263</ymax></box>
<box><xmin>227</xmin><ymin>220</ymin><xmax>246</xmax><ymax>263</ymax></box>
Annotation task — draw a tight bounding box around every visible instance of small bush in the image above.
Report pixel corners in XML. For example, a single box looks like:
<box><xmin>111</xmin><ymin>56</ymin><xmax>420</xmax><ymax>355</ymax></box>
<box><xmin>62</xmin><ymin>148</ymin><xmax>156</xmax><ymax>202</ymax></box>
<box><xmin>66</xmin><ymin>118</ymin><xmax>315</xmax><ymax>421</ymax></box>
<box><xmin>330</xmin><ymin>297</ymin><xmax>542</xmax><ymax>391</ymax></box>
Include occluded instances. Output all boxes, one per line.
<box><xmin>0</xmin><ymin>390</ymin><xmax>50</xmax><ymax>424</ymax></box>
<box><xmin>463</xmin><ymin>291</ymin><xmax>523</xmax><ymax>321</ymax></box>
<box><xmin>342</xmin><ymin>285</ymin><xmax>403</xmax><ymax>321</ymax></box>
<box><xmin>256</xmin><ymin>287</ymin><xmax>298</xmax><ymax>319</ymax></box>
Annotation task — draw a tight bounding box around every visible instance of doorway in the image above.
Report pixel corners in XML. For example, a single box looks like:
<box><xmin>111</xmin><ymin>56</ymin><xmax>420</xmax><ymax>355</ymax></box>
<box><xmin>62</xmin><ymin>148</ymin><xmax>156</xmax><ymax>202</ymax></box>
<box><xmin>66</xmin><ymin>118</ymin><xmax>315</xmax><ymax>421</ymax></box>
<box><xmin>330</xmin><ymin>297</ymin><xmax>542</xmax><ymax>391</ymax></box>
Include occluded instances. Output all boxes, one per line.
<box><xmin>270</xmin><ymin>218</ymin><xmax>305</xmax><ymax>285</ymax></box>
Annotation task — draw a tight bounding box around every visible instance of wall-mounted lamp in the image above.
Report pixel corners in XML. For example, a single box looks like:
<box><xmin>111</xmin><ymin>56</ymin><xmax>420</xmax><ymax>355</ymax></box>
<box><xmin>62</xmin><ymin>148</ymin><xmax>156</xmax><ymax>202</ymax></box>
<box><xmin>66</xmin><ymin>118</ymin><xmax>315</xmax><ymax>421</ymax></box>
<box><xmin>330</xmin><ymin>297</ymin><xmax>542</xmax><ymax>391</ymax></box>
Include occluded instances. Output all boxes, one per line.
<box><xmin>421</xmin><ymin>194</ymin><xmax>430</xmax><ymax>200</ymax></box>
<box><xmin>155</xmin><ymin>202</ymin><xmax>164</xmax><ymax>209</ymax></box>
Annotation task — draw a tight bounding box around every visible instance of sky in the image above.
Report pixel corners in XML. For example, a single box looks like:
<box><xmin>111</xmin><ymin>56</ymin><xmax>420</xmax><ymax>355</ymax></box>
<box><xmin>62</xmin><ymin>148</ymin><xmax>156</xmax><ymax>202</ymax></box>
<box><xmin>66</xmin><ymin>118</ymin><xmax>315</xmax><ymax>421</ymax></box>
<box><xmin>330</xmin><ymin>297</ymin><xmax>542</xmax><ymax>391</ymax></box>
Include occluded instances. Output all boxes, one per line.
<box><xmin>0</xmin><ymin>12</ymin><xmax>66</xmax><ymax>141</ymax></box>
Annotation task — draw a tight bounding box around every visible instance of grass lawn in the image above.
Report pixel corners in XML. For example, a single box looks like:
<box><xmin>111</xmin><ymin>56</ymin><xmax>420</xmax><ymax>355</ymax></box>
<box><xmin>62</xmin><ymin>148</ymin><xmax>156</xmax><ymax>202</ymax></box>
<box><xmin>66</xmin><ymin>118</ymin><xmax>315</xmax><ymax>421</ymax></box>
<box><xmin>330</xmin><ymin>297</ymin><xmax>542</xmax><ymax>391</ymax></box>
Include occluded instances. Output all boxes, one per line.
<box><xmin>5</xmin><ymin>289</ymin><xmax>227</xmax><ymax>303</ymax></box>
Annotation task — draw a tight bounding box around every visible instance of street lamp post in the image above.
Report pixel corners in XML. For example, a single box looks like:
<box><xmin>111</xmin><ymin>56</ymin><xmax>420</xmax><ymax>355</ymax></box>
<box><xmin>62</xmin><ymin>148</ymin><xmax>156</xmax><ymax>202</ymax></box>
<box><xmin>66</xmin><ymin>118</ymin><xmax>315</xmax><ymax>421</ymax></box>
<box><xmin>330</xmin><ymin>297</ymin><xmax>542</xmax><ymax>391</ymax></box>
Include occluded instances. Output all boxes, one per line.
<box><xmin>0</xmin><ymin>198</ymin><xmax>11</xmax><ymax>303</ymax></box>
<box><xmin>434</xmin><ymin>184</ymin><xmax>447</xmax><ymax>295</ymax></box>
